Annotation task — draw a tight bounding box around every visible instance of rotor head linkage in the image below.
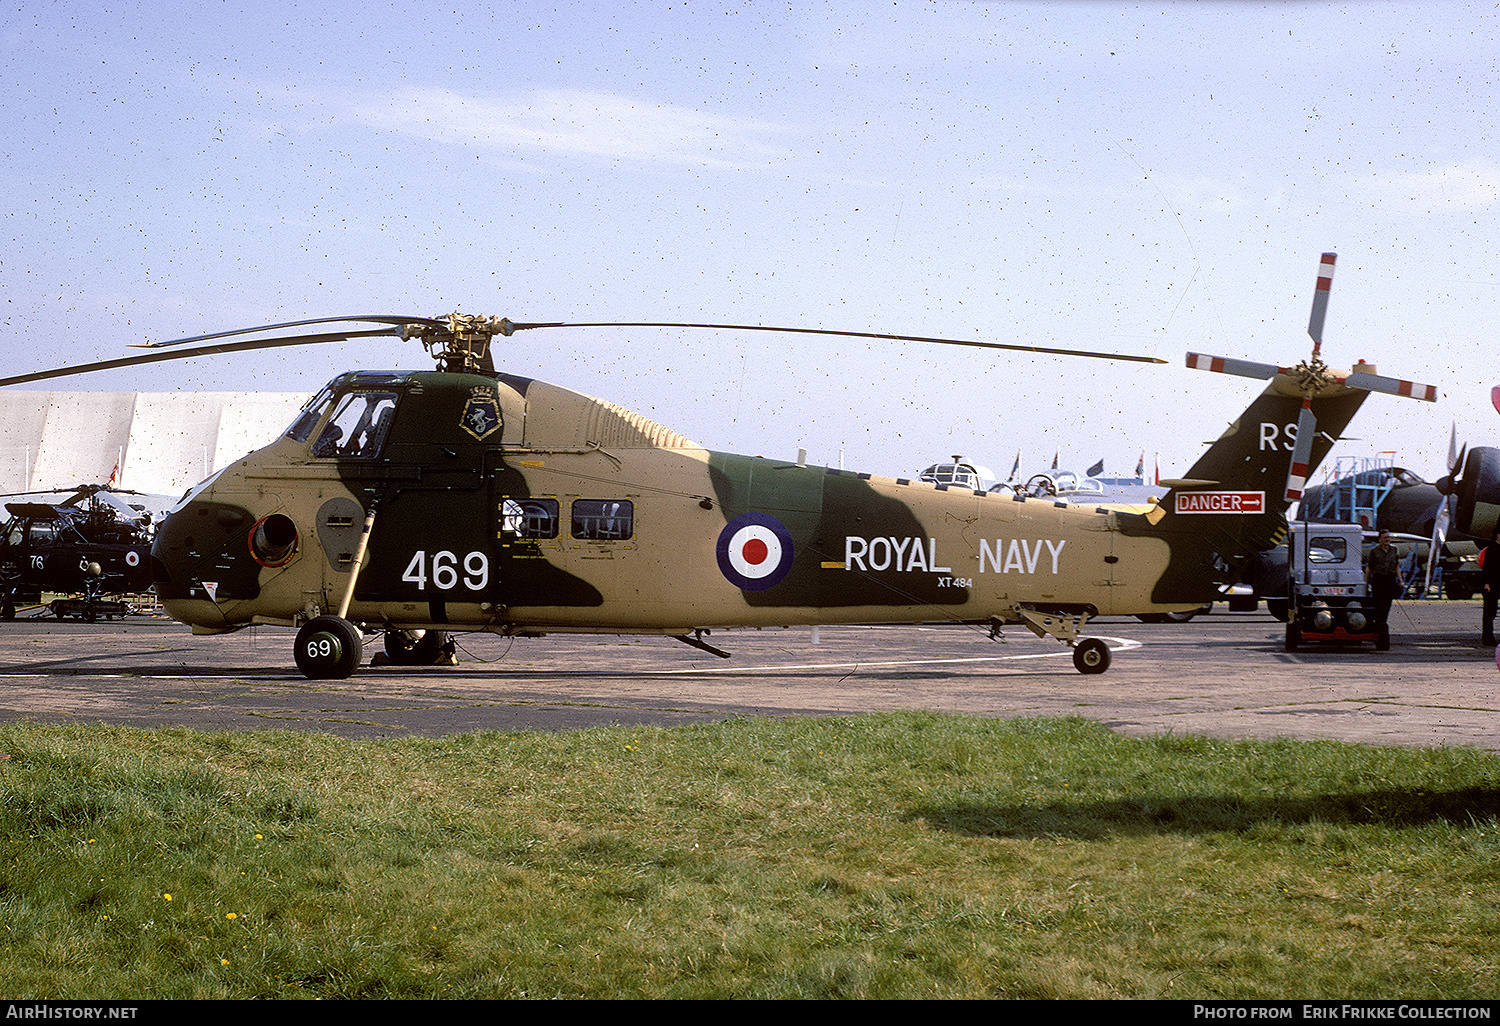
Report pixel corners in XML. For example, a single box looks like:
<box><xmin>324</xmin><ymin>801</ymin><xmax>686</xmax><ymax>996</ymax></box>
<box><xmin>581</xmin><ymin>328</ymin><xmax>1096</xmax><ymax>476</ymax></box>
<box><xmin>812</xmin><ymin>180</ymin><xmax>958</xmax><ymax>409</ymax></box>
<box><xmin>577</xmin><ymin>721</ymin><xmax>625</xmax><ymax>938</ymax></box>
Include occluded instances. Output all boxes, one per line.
<box><xmin>402</xmin><ymin>314</ymin><xmax>509</xmax><ymax>375</ymax></box>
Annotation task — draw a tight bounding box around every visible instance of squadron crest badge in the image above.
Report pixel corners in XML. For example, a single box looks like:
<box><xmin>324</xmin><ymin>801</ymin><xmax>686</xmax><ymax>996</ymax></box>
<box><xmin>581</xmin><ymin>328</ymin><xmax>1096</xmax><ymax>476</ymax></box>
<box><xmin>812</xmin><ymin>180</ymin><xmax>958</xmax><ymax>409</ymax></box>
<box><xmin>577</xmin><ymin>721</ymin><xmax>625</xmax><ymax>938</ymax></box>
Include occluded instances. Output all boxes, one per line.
<box><xmin>460</xmin><ymin>386</ymin><xmax>502</xmax><ymax>440</ymax></box>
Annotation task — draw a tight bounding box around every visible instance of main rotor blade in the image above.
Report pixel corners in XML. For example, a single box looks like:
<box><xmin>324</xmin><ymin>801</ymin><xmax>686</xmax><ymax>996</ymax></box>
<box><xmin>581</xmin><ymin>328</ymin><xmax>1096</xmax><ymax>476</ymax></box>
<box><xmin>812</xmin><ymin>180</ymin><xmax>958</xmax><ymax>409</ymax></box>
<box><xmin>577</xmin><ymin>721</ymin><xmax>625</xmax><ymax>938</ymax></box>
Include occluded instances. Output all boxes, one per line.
<box><xmin>499</xmin><ymin>320</ymin><xmax>1168</xmax><ymax>365</ymax></box>
<box><xmin>0</xmin><ymin>327</ymin><xmax>404</xmax><ymax>387</ymax></box>
<box><xmin>1185</xmin><ymin>353</ymin><xmax>1283</xmax><ymax>379</ymax></box>
<box><xmin>132</xmin><ymin>315</ymin><xmax>442</xmax><ymax>349</ymax></box>
<box><xmin>1307</xmin><ymin>252</ymin><xmax>1336</xmax><ymax>353</ymax></box>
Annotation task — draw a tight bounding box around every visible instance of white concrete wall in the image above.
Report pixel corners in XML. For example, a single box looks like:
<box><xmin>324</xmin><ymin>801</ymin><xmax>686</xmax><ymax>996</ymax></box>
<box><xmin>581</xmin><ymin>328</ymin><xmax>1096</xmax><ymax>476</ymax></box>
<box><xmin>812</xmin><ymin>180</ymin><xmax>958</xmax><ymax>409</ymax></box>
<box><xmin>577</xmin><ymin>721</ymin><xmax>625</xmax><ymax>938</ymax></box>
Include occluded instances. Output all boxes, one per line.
<box><xmin>0</xmin><ymin>391</ymin><xmax>306</xmax><ymax>498</ymax></box>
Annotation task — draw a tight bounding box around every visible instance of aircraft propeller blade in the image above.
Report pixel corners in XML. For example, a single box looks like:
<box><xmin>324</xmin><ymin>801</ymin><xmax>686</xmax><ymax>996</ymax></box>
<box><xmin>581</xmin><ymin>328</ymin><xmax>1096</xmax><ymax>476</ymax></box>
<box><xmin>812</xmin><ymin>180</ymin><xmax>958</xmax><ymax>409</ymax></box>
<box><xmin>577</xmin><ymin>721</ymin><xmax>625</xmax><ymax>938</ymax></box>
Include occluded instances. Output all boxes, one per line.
<box><xmin>1437</xmin><ymin>439</ymin><xmax>1468</xmax><ymax>496</ymax></box>
<box><xmin>1425</xmin><ymin>494</ymin><xmax>1453</xmax><ymax>596</ymax></box>
<box><xmin>1284</xmin><ymin>399</ymin><xmax>1318</xmax><ymax>502</ymax></box>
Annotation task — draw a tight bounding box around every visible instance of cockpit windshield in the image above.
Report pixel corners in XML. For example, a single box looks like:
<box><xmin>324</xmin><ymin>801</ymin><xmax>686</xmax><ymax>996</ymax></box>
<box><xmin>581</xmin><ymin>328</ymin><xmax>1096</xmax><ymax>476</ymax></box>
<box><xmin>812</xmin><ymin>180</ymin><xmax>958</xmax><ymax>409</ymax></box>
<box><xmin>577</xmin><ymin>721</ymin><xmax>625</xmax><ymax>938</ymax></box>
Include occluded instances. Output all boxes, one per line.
<box><xmin>312</xmin><ymin>391</ymin><xmax>400</xmax><ymax>459</ymax></box>
<box><xmin>285</xmin><ymin>385</ymin><xmax>336</xmax><ymax>443</ymax></box>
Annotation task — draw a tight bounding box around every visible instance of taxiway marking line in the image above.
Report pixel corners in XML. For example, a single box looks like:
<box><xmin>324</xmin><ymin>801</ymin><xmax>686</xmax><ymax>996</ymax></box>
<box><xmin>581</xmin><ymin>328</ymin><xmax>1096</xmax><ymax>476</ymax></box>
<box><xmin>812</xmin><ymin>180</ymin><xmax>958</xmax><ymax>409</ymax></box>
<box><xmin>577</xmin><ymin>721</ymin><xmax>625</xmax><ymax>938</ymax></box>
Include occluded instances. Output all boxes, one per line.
<box><xmin>645</xmin><ymin>636</ymin><xmax>1143</xmax><ymax>675</ymax></box>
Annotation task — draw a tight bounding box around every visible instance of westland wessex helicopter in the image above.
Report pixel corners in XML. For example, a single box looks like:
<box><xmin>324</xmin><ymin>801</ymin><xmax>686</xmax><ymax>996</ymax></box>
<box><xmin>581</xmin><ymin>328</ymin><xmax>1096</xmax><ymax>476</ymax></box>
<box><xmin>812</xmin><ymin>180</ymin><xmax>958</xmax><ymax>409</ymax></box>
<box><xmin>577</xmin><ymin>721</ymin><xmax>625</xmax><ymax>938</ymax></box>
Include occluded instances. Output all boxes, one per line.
<box><xmin>0</xmin><ymin>484</ymin><xmax>162</xmax><ymax>620</ymax></box>
<box><xmin>0</xmin><ymin>254</ymin><xmax>1436</xmax><ymax>677</ymax></box>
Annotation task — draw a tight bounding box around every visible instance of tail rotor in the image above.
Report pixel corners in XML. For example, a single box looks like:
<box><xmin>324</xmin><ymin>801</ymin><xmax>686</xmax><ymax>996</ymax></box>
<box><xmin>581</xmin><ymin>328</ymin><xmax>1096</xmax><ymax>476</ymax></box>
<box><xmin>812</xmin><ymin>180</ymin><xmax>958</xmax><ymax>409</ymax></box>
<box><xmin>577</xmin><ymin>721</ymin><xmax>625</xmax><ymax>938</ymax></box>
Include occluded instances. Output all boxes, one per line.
<box><xmin>1186</xmin><ymin>252</ymin><xmax>1437</xmax><ymax>504</ymax></box>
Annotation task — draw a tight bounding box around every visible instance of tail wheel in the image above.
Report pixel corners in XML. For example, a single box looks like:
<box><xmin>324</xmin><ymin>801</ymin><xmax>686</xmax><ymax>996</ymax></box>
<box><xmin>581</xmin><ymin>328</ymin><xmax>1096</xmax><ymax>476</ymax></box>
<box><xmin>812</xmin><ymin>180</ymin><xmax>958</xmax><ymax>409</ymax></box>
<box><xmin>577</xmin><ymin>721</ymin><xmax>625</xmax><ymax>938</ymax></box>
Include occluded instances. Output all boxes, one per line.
<box><xmin>295</xmin><ymin>616</ymin><xmax>363</xmax><ymax>679</ymax></box>
<box><xmin>1072</xmin><ymin>637</ymin><xmax>1111</xmax><ymax>674</ymax></box>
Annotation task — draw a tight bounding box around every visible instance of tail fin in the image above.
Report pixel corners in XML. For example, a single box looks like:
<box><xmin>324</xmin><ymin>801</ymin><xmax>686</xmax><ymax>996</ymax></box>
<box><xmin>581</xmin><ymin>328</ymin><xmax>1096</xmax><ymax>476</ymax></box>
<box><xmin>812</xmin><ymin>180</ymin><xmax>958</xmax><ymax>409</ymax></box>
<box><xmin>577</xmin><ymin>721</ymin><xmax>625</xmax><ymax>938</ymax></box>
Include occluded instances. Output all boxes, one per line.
<box><xmin>1121</xmin><ymin>378</ymin><xmax>1369</xmax><ymax>603</ymax></box>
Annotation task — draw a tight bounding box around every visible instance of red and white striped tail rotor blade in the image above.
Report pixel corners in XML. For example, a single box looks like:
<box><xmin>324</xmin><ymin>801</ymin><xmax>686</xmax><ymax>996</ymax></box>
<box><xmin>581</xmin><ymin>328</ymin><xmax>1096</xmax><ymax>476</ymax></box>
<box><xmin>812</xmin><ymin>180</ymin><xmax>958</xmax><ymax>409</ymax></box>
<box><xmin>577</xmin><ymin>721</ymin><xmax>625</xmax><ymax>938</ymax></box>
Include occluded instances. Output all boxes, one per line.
<box><xmin>1307</xmin><ymin>252</ymin><xmax>1336</xmax><ymax>353</ymax></box>
<box><xmin>1185</xmin><ymin>352</ymin><xmax>1282</xmax><ymax>379</ymax></box>
<box><xmin>1343</xmin><ymin>370</ymin><xmax>1438</xmax><ymax>402</ymax></box>
<box><xmin>1284</xmin><ymin>400</ymin><xmax>1318</xmax><ymax>502</ymax></box>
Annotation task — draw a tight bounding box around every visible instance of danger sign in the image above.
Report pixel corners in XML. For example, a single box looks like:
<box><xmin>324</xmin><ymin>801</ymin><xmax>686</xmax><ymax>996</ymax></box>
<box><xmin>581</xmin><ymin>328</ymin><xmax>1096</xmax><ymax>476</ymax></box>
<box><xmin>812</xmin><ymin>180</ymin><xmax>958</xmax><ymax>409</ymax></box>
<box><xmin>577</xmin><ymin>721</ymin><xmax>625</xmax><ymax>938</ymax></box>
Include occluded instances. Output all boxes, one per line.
<box><xmin>1174</xmin><ymin>491</ymin><xmax>1265</xmax><ymax>514</ymax></box>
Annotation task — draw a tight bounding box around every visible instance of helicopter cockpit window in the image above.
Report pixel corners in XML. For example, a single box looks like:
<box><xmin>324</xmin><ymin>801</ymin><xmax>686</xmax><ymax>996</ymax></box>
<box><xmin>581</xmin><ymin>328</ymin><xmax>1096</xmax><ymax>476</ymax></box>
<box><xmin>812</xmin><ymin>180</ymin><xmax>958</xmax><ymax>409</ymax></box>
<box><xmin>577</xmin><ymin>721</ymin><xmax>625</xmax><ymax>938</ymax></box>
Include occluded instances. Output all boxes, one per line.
<box><xmin>500</xmin><ymin>498</ymin><xmax>560</xmax><ymax>540</ymax></box>
<box><xmin>571</xmin><ymin>499</ymin><xmax>634</xmax><ymax>541</ymax></box>
<box><xmin>286</xmin><ymin>385</ymin><xmax>336</xmax><ymax>443</ymax></box>
<box><xmin>312</xmin><ymin>391</ymin><xmax>399</xmax><ymax>459</ymax></box>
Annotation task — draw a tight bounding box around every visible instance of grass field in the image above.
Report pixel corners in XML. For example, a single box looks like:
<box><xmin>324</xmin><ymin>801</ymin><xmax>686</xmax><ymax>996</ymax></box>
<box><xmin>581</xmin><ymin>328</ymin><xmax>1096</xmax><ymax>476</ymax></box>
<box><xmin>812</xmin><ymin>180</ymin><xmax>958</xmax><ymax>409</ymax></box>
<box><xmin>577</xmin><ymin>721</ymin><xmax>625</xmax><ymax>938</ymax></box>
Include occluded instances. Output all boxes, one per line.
<box><xmin>1</xmin><ymin>713</ymin><xmax>1497</xmax><ymax>999</ymax></box>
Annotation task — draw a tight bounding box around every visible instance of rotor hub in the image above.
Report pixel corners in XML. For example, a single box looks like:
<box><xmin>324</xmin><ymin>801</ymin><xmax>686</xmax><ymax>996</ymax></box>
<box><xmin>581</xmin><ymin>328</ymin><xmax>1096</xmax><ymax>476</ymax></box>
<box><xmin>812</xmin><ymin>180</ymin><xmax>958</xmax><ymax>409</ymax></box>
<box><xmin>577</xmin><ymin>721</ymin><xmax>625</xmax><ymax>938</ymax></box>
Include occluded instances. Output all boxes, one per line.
<box><xmin>405</xmin><ymin>314</ymin><xmax>505</xmax><ymax>375</ymax></box>
<box><xmin>1289</xmin><ymin>356</ymin><xmax>1336</xmax><ymax>395</ymax></box>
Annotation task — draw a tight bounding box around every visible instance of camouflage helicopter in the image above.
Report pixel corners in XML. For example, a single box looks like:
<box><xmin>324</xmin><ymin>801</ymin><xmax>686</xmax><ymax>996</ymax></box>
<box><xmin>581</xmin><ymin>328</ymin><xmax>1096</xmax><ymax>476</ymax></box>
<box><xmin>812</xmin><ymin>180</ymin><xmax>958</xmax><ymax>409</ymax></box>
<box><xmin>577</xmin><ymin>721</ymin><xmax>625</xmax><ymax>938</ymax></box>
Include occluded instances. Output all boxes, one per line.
<box><xmin>0</xmin><ymin>254</ymin><xmax>1436</xmax><ymax>677</ymax></box>
<box><xmin>0</xmin><ymin>484</ymin><xmax>161</xmax><ymax>620</ymax></box>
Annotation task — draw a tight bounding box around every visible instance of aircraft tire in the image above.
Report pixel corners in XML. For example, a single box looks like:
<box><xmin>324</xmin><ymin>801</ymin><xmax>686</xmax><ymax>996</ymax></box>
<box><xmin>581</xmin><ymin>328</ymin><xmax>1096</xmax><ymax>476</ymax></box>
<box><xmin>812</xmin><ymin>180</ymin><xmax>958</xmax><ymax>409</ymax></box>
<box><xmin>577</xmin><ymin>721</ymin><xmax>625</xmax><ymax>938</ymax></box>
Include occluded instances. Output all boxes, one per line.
<box><xmin>1265</xmin><ymin>599</ymin><xmax>1289</xmax><ymax>622</ymax></box>
<box><xmin>1072</xmin><ymin>638</ymin><xmax>1111</xmax><ymax>674</ymax></box>
<box><xmin>383</xmin><ymin>628</ymin><xmax>449</xmax><ymax>665</ymax></box>
<box><xmin>1284</xmin><ymin>623</ymin><xmax>1300</xmax><ymax>652</ymax></box>
<box><xmin>1445</xmin><ymin>580</ymin><xmax>1474</xmax><ymax>601</ymax></box>
<box><xmin>295</xmin><ymin>616</ymin><xmax>363</xmax><ymax>680</ymax></box>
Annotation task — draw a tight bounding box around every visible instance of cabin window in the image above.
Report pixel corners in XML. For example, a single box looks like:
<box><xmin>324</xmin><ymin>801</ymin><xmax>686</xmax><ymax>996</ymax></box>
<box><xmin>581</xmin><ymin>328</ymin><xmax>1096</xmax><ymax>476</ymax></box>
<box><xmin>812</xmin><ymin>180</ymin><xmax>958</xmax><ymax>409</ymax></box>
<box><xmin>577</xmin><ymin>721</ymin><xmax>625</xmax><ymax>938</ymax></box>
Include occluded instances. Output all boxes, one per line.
<box><xmin>312</xmin><ymin>391</ymin><xmax>399</xmax><ymax>459</ymax></box>
<box><xmin>571</xmin><ymin>499</ymin><xmax>634</xmax><ymax>541</ymax></box>
<box><xmin>500</xmin><ymin>498</ymin><xmax>560</xmax><ymax>539</ymax></box>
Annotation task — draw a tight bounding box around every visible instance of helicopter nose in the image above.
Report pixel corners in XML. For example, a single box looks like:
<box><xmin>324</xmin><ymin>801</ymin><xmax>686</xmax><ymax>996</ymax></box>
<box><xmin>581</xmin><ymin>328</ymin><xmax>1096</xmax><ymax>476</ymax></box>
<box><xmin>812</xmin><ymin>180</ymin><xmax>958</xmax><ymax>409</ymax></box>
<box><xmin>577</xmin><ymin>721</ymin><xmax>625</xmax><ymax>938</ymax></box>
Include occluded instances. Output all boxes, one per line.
<box><xmin>149</xmin><ymin>498</ymin><xmax>262</xmax><ymax>603</ymax></box>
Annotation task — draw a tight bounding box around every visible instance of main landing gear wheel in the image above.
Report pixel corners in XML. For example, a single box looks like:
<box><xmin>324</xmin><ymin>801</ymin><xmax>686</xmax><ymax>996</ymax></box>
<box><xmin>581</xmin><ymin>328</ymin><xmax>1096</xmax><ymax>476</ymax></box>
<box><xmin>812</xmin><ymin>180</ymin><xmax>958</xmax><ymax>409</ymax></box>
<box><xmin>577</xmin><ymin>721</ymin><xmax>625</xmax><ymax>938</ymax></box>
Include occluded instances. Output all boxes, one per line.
<box><xmin>1072</xmin><ymin>637</ymin><xmax>1111</xmax><ymax>674</ymax></box>
<box><xmin>295</xmin><ymin>615</ymin><xmax>363</xmax><ymax>679</ymax></box>
<box><xmin>382</xmin><ymin>628</ymin><xmax>453</xmax><ymax>665</ymax></box>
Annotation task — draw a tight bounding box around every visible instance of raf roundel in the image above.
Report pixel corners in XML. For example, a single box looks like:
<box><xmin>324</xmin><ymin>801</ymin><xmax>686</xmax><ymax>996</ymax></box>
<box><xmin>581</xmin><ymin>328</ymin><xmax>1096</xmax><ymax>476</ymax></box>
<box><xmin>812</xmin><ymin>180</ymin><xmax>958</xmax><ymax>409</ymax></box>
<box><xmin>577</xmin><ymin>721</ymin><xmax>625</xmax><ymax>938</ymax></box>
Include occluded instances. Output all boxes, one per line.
<box><xmin>716</xmin><ymin>513</ymin><xmax>795</xmax><ymax>591</ymax></box>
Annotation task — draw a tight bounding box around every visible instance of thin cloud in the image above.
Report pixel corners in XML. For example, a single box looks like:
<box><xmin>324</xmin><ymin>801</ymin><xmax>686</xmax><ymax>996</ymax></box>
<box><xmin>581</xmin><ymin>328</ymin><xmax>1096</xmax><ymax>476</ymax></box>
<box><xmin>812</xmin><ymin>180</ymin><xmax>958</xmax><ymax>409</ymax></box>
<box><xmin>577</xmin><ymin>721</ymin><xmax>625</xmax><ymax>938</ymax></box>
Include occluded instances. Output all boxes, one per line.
<box><xmin>352</xmin><ymin>87</ymin><xmax>792</xmax><ymax>169</ymax></box>
<box><xmin>1363</xmin><ymin>159</ymin><xmax>1500</xmax><ymax>210</ymax></box>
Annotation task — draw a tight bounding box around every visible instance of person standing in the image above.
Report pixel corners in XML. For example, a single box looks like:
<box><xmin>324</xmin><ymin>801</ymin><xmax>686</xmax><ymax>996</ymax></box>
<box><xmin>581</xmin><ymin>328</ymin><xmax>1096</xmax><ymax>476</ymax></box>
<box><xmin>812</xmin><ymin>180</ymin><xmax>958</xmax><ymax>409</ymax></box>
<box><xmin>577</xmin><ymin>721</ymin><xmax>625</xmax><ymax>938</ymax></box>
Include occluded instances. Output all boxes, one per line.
<box><xmin>1365</xmin><ymin>530</ymin><xmax>1401</xmax><ymax>650</ymax></box>
<box><xmin>1480</xmin><ymin>528</ymin><xmax>1500</xmax><ymax>646</ymax></box>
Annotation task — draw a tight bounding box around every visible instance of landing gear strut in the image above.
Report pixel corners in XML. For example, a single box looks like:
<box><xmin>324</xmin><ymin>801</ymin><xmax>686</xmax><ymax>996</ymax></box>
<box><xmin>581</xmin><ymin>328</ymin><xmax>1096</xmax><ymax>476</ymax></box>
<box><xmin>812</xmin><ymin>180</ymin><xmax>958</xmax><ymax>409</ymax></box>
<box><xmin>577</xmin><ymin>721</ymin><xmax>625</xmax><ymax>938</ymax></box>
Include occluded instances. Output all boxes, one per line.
<box><xmin>1017</xmin><ymin>607</ymin><xmax>1113</xmax><ymax>674</ymax></box>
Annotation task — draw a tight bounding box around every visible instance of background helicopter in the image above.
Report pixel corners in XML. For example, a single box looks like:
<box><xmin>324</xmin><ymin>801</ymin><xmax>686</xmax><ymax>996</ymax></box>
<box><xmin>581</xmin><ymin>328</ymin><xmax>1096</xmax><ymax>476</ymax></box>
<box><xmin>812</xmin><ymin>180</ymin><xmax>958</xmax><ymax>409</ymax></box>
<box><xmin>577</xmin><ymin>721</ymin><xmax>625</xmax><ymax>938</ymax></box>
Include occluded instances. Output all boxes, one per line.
<box><xmin>0</xmin><ymin>256</ymin><xmax>1436</xmax><ymax>678</ymax></box>
<box><xmin>0</xmin><ymin>483</ymin><xmax>165</xmax><ymax>620</ymax></box>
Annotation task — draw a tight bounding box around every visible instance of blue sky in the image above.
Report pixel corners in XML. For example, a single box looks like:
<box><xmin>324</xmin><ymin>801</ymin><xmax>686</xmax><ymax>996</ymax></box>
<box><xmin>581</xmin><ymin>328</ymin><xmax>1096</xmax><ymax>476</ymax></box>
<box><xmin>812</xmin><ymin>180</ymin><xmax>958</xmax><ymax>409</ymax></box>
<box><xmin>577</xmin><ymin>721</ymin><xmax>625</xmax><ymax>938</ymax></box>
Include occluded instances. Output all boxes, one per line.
<box><xmin>4</xmin><ymin>1</ymin><xmax>1497</xmax><ymax>484</ymax></box>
